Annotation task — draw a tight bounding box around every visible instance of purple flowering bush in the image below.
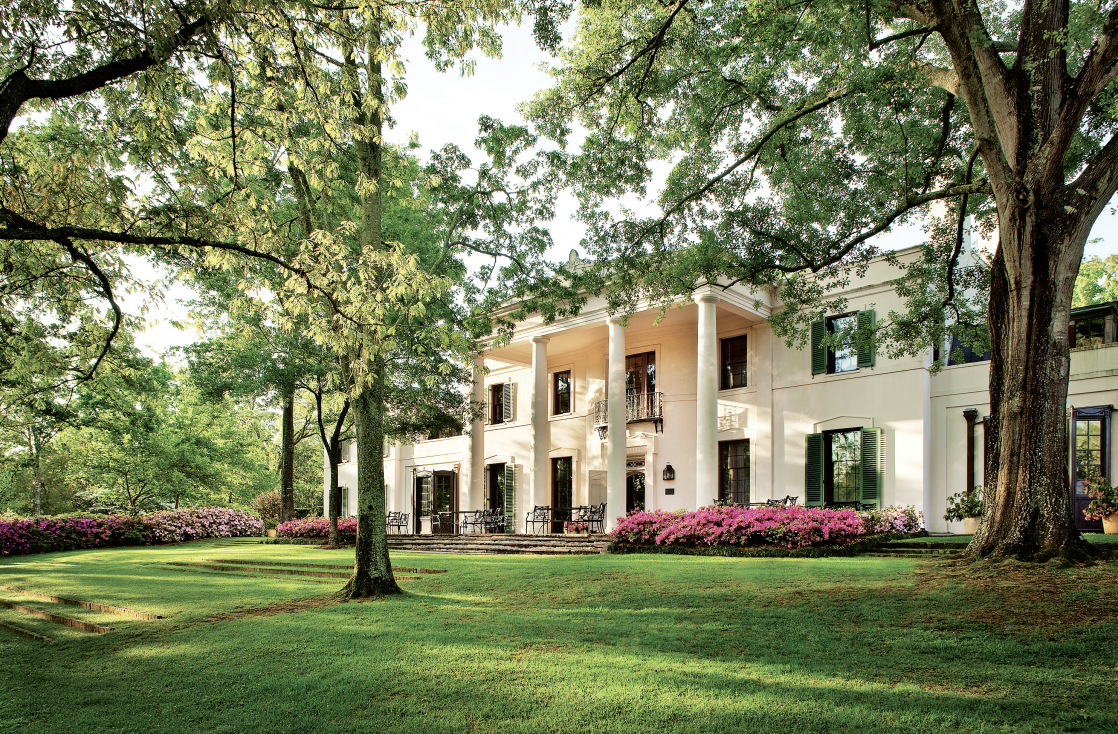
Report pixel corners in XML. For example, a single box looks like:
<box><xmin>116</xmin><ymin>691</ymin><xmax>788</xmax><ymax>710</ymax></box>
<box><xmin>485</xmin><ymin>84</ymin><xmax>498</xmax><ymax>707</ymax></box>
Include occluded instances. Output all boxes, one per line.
<box><xmin>0</xmin><ymin>508</ymin><xmax>262</xmax><ymax>556</ymax></box>
<box><xmin>276</xmin><ymin>516</ymin><xmax>356</xmax><ymax>540</ymax></box>
<box><xmin>611</xmin><ymin>504</ymin><xmax>923</xmax><ymax>549</ymax></box>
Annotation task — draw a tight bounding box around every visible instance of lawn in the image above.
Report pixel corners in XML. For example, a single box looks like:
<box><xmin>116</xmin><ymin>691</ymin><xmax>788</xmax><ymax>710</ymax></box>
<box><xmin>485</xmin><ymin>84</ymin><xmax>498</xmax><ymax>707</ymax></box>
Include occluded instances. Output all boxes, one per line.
<box><xmin>1</xmin><ymin>540</ymin><xmax>1116</xmax><ymax>734</ymax></box>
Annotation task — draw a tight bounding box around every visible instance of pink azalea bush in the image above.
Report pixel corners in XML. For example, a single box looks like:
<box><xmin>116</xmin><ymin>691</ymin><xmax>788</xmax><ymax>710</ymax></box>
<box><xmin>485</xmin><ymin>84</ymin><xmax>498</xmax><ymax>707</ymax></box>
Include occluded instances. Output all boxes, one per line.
<box><xmin>610</xmin><ymin>504</ymin><xmax>922</xmax><ymax>549</ymax></box>
<box><xmin>276</xmin><ymin>516</ymin><xmax>357</xmax><ymax>540</ymax></box>
<box><xmin>0</xmin><ymin>508</ymin><xmax>262</xmax><ymax>556</ymax></box>
<box><xmin>859</xmin><ymin>505</ymin><xmax>925</xmax><ymax>534</ymax></box>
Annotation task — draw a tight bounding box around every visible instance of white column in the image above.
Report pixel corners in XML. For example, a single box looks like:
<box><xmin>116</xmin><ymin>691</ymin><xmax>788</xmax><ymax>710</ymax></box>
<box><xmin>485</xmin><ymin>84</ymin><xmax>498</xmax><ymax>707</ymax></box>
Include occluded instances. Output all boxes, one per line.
<box><xmin>606</xmin><ymin>316</ymin><xmax>626</xmax><ymax>530</ymax></box>
<box><xmin>530</xmin><ymin>336</ymin><xmax>551</xmax><ymax>512</ymax></box>
<box><xmin>695</xmin><ymin>293</ymin><xmax>720</xmax><ymax>503</ymax></box>
<box><xmin>467</xmin><ymin>353</ymin><xmax>485</xmax><ymax>512</ymax></box>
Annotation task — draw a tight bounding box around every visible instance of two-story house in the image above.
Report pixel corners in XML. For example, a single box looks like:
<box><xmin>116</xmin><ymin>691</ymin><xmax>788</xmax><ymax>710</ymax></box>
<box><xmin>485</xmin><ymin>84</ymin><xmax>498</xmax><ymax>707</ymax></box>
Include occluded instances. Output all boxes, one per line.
<box><xmin>329</xmin><ymin>246</ymin><xmax>1118</xmax><ymax>535</ymax></box>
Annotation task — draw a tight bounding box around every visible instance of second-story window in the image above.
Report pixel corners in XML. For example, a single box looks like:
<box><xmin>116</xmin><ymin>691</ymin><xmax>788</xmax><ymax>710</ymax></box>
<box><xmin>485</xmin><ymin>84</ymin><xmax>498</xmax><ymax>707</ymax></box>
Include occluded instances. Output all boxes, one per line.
<box><xmin>625</xmin><ymin>351</ymin><xmax>656</xmax><ymax>396</ymax></box>
<box><xmin>1074</xmin><ymin>316</ymin><xmax>1107</xmax><ymax>347</ymax></box>
<box><xmin>720</xmin><ymin>335</ymin><xmax>747</xmax><ymax>389</ymax></box>
<box><xmin>489</xmin><ymin>383</ymin><xmax>505</xmax><ymax>424</ymax></box>
<box><xmin>553</xmin><ymin>370</ymin><xmax>571</xmax><ymax>415</ymax></box>
<box><xmin>827</xmin><ymin>314</ymin><xmax>859</xmax><ymax>373</ymax></box>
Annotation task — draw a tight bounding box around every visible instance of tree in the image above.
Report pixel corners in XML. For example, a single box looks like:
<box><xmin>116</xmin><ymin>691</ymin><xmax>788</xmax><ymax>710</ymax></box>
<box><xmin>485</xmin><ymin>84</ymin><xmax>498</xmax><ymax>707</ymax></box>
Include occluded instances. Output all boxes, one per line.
<box><xmin>1072</xmin><ymin>253</ymin><xmax>1118</xmax><ymax>307</ymax></box>
<box><xmin>526</xmin><ymin>0</ymin><xmax>1118</xmax><ymax>561</ymax></box>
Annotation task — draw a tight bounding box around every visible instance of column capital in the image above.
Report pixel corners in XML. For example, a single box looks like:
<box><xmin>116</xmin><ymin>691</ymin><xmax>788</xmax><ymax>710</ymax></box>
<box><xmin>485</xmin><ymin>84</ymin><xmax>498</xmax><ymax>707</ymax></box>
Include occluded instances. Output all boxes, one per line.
<box><xmin>606</xmin><ymin>314</ymin><xmax>625</xmax><ymax>326</ymax></box>
<box><xmin>529</xmin><ymin>335</ymin><xmax>551</xmax><ymax>345</ymax></box>
<box><xmin>694</xmin><ymin>291</ymin><xmax>721</xmax><ymax>305</ymax></box>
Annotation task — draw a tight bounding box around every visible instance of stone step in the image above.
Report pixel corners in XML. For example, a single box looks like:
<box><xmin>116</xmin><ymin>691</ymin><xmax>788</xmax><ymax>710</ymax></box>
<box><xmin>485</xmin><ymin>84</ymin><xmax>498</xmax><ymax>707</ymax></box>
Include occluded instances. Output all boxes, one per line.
<box><xmin>878</xmin><ymin>541</ymin><xmax>969</xmax><ymax>550</ymax></box>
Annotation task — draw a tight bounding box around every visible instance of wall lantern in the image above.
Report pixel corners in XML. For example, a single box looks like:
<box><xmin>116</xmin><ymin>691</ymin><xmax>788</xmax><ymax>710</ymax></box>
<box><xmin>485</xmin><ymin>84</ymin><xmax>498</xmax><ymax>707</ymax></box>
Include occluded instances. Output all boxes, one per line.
<box><xmin>663</xmin><ymin>464</ymin><xmax>675</xmax><ymax>481</ymax></box>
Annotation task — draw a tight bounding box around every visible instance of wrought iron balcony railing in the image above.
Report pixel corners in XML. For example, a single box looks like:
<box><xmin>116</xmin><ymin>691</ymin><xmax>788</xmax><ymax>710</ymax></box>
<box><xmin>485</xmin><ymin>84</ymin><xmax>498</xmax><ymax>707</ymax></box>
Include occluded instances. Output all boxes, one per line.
<box><xmin>592</xmin><ymin>392</ymin><xmax>664</xmax><ymax>438</ymax></box>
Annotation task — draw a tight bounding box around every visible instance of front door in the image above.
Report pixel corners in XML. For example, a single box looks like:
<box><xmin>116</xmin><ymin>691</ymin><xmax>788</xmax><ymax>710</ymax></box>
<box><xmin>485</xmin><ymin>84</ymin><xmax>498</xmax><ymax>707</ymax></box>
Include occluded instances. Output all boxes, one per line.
<box><xmin>414</xmin><ymin>474</ymin><xmax>432</xmax><ymax>534</ymax></box>
<box><xmin>552</xmin><ymin>457</ymin><xmax>574</xmax><ymax>532</ymax></box>
<box><xmin>625</xmin><ymin>472</ymin><xmax>645</xmax><ymax>514</ymax></box>
<box><xmin>719</xmin><ymin>440</ymin><xmax>750</xmax><ymax>505</ymax></box>
<box><xmin>433</xmin><ymin>471</ymin><xmax>457</xmax><ymax>534</ymax></box>
<box><xmin>1073</xmin><ymin>408</ymin><xmax>1108</xmax><ymax>532</ymax></box>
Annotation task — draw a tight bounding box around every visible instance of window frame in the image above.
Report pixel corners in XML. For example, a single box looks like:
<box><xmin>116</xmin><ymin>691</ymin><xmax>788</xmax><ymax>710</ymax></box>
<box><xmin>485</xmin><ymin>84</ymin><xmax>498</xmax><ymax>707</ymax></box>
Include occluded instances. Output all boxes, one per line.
<box><xmin>624</xmin><ymin>351</ymin><xmax>657</xmax><ymax>396</ymax></box>
<box><xmin>718</xmin><ymin>439</ymin><xmax>750</xmax><ymax>504</ymax></box>
<box><xmin>826</xmin><ymin>314</ymin><xmax>859</xmax><ymax>374</ymax></box>
<box><xmin>720</xmin><ymin>334</ymin><xmax>748</xmax><ymax>390</ymax></box>
<box><xmin>553</xmin><ymin>370</ymin><xmax>572</xmax><ymax>415</ymax></box>
<box><xmin>1072</xmin><ymin>407</ymin><xmax>1111</xmax><ymax>495</ymax></box>
<box><xmin>823</xmin><ymin>428</ymin><xmax>862</xmax><ymax>504</ymax></box>
<box><xmin>489</xmin><ymin>383</ymin><xmax>505</xmax><ymax>425</ymax></box>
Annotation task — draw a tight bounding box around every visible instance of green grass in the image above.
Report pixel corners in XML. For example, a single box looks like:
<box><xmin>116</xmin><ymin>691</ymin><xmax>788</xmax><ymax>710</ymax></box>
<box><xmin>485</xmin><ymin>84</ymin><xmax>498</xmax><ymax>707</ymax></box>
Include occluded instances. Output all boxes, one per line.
<box><xmin>2</xmin><ymin>540</ymin><xmax>1116</xmax><ymax>734</ymax></box>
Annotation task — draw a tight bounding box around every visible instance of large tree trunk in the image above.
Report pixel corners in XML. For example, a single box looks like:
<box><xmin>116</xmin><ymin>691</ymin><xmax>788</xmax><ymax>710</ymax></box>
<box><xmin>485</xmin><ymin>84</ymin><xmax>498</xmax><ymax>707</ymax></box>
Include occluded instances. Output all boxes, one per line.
<box><xmin>280</xmin><ymin>386</ymin><xmax>296</xmax><ymax>524</ymax></box>
<box><xmin>340</xmin><ymin>356</ymin><xmax>400</xmax><ymax>598</ymax></box>
<box><xmin>968</xmin><ymin>204</ymin><xmax>1093</xmax><ymax>561</ymax></box>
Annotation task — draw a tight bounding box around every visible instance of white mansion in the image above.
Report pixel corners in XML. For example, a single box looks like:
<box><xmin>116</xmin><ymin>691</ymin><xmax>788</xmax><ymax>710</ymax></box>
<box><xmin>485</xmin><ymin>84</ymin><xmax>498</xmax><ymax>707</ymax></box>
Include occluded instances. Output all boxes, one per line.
<box><xmin>328</xmin><ymin>246</ymin><xmax>1118</xmax><ymax>535</ymax></box>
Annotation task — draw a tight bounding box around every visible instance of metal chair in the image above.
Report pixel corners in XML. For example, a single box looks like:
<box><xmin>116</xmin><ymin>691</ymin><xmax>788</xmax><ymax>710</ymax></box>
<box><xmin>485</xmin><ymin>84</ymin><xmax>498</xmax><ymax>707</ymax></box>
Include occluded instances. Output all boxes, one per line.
<box><xmin>525</xmin><ymin>506</ymin><xmax>552</xmax><ymax>534</ymax></box>
<box><xmin>586</xmin><ymin>503</ymin><xmax>606</xmax><ymax>534</ymax></box>
<box><xmin>462</xmin><ymin>510</ymin><xmax>485</xmax><ymax>534</ymax></box>
<box><xmin>386</xmin><ymin>512</ymin><xmax>410</xmax><ymax>534</ymax></box>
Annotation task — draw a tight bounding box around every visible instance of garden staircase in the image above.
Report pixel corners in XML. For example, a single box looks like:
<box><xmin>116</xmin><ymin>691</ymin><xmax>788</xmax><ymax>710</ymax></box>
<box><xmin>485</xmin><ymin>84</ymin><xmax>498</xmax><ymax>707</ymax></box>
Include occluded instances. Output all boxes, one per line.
<box><xmin>864</xmin><ymin>540</ymin><xmax>968</xmax><ymax>558</ymax></box>
<box><xmin>386</xmin><ymin>533</ymin><xmax>611</xmax><ymax>555</ymax></box>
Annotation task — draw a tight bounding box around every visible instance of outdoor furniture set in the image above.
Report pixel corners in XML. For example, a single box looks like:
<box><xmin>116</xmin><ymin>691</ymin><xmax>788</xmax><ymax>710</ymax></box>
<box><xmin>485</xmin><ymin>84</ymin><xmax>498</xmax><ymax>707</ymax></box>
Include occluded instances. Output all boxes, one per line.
<box><xmin>525</xmin><ymin>504</ymin><xmax>606</xmax><ymax>535</ymax></box>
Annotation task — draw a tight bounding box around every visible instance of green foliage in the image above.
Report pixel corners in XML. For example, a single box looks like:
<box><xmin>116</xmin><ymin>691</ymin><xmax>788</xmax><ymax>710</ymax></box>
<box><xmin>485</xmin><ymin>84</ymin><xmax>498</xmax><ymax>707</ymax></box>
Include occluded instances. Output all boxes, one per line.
<box><xmin>1072</xmin><ymin>254</ymin><xmax>1118</xmax><ymax>307</ymax></box>
<box><xmin>943</xmin><ymin>488</ymin><xmax>985</xmax><ymax>521</ymax></box>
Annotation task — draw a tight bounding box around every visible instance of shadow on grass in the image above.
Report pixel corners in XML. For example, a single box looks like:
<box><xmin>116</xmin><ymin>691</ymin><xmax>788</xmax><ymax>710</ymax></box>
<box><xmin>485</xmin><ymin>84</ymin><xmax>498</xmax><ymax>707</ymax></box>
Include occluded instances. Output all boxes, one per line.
<box><xmin>2</xmin><ymin>552</ymin><xmax>1115</xmax><ymax>733</ymax></box>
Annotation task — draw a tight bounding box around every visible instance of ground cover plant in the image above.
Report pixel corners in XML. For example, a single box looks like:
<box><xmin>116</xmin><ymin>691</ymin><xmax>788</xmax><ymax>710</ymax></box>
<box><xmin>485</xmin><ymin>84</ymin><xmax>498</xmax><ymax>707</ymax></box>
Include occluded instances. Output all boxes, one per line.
<box><xmin>611</xmin><ymin>504</ymin><xmax>923</xmax><ymax>550</ymax></box>
<box><xmin>1</xmin><ymin>540</ymin><xmax>1116</xmax><ymax>733</ymax></box>
<box><xmin>0</xmin><ymin>508</ymin><xmax>262</xmax><ymax>556</ymax></box>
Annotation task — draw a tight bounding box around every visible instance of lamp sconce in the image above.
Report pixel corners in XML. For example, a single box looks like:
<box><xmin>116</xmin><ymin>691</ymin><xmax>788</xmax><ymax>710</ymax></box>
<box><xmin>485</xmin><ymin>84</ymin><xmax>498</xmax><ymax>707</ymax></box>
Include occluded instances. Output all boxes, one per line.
<box><xmin>662</xmin><ymin>464</ymin><xmax>675</xmax><ymax>481</ymax></box>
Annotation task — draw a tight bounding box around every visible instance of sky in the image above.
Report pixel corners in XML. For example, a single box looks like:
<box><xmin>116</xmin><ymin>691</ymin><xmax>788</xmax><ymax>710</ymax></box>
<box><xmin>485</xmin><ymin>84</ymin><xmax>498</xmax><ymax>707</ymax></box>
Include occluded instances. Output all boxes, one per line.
<box><xmin>128</xmin><ymin>18</ymin><xmax>1118</xmax><ymax>356</ymax></box>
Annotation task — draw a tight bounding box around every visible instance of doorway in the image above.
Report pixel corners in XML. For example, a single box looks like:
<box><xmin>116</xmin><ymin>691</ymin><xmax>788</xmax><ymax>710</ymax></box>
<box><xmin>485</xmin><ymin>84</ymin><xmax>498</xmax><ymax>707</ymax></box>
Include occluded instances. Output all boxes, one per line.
<box><xmin>1072</xmin><ymin>407</ymin><xmax>1108</xmax><ymax>532</ymax></box>
<box><xmin>432</xmin><ymin>470</ymin><xmax>457</xmax><ymax>534</ymax></box>
<box><xmin>625</xmin><ymin>472</ymin><xmax>645</xmax><ymax>514</ymax></box>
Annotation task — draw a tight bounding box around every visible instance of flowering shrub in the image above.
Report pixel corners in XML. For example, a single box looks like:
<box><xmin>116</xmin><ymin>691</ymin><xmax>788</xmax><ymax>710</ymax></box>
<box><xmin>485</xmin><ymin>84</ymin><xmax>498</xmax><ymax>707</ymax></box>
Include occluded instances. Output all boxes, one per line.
<box><xmin>860</xmin><ymin>505</ymin><xmax>925</xmax><ymax>534</ymax></box>
<box><xmin>564</xmin><ymin>521</ymin><xmax>589</xmax><ymax>532</ymax></box>
<box><xmin>0</xmin><ymin>508</ymin><xmax>262</xmax><ymax>556</ymax></box>
<box><xmin>611</xmin><ymin>505</ymin><xmax>866</xmax><ymax>548</ymax></box>
<box><xmin>276</xmin><ymin>516</ymin><xmax>357</xmax><ymax>540</ymax></box>
<box><xmin>253</xmin><ymin>491</ymin><xmax>282</xmax><ymax>529</ymax></box>
<box><xmin>610</xmin><ymin>504</ymin><xmax>924</xmax><ymax>549</ymax></box>
<box><xmin>1082</xmin><ymin>470</ymin><xmax>1118</xmax><ymax>520</ymax></box>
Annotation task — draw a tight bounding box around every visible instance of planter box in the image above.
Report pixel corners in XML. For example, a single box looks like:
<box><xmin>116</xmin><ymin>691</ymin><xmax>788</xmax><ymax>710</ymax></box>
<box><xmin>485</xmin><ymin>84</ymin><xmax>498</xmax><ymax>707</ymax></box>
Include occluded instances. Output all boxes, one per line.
<box><xmin>1104</xmin><ymin>514</ymin><xmax>1118</xmax><ymax>535</ymax></box>
<box><xmin>962</xmin><ymin>516</ymin><xmax>982</xmax><ymax>535</ymax></box>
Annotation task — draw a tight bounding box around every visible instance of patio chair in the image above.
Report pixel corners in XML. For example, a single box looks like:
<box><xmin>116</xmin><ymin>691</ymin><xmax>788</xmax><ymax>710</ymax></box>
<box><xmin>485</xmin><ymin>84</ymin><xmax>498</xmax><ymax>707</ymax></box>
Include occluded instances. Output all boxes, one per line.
<box><xmin>586</xmin><ymin>503</ymin><xmax>606</xmax><ymax>534</ymax></box>
<box><xmin>785</xmin><ymin>496</ymin><xmax>799</xmax><ymax>506</ymax></box>
<box><xmin>386</xmin><ymin>512</ymin><xmax>410</xmax><ymax>534</ymax></box>
<box><xmin>461</xmin><ymin>510</ymin><xmax>485</xmax><ymax>534</ymax></box>
<box><xmin>488</xmin><ymin>512</ymin><xmax>508</xmax><ymax>534</ymax></box>
<box><xmin>525</xmin><ymin>506</ymin><xmax>552</xmax><ymax>534</ymax></box>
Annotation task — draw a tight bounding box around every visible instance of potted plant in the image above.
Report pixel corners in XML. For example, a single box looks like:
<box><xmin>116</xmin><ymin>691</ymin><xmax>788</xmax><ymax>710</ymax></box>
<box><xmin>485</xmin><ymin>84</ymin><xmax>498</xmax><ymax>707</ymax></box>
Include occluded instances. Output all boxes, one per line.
<box><xmin>944</xmin><ymin>487</ymin><xmax>984</xmax><ymax>535</ymax></box>
<box><xmin>564</xmin><ymin>520</ymin><xmax>589</xmax><ymax>536</ymax></box>
<box><xmin>1082</xmin><ymin>470</ymin><xmax>1118</xmax><ymax>535</ymax></box>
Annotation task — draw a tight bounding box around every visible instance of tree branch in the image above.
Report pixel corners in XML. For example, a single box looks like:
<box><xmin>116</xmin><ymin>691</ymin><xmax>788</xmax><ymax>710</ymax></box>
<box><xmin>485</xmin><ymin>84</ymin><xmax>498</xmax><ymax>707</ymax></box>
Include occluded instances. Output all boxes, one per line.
<box><xmin>0</xmin><ymin>14</ymin><xmax>212</xmax><ymax>145</ymax></box>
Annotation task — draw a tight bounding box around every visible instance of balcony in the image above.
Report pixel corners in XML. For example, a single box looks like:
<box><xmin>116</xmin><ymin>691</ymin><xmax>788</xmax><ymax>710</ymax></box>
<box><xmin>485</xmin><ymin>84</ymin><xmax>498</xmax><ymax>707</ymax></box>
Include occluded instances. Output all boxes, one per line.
<box><xmin>592</xmin><ymin>392</ymin><xmax>664</xmax><ymax>438</ymax></box>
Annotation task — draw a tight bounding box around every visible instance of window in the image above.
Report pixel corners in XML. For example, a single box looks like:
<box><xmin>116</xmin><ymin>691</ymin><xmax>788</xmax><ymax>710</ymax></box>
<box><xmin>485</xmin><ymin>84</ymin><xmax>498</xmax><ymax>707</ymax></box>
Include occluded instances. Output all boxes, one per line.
<box><xmin>489</xmin><ymin>384</ymin><xmax>504</xmax><ymax>424</ymax></box>
<box><xmin>811</xmin><ymin>311</ymin><xmax>875</xmax><ymax>375</ymax></box>
<box><xmin>720</xmin><ymin>335</ymin><xmax>747</xmax><ymax>389</ymax></box>
<box><xmin>625</xmin><ymin>352</ymin><xmax>656</xmax><ymax>395</ymax></box>
<box><xmin>826</xmin><ymin>430</ymin><xmax>861</xmax><ymax>503</ymax></box>
<box><xmin>553</xmin><ymin>370</ymin><xmax>572</xmax><ymax>415</ymax></box>
<box><xmin>552</xmin><ymin>457</ymin><xmax>573</xmax><ymax>508</ymax></box>
<box><xmin>416</xmin><ymin>475</ymin><xmax>432</xmax><ymax>518</ymax></box>
<box><xmin>1074</xmin><ymin>316</ymin><xmax>1107</xmax><ymax>347</ymax></box>
<box><xmin>340</xmin><ymin>486</ymin><xmax>349</xmax><ymax>517</ymax></box>
<box><xmin>828</xmin><ymin>314</ymin><xmax>859</xmax><ymax>373</ymax></box>
<box><xmin>719</xmin><ymin>440</ymin><xmax>750</xmax><ymax>504</ymax></box>
<box><xmin>805</xmin><ymin>428</ymin><xmax>884</xmax><ymax>508</ymax></box>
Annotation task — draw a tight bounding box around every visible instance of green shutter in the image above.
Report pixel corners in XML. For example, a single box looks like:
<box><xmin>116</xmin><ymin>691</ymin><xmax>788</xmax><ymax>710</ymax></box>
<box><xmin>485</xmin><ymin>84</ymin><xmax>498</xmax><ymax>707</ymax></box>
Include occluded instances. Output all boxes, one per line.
<box><xmin>805</xmin><ymin>433</ymin><xmax>824</xmax><ymax>506</ymax></box>
<box><xmin>811</xmin><ymin>321</ymin><xmax>826</xmax><ymax>374</ymax></box>
<box><xmin>503</xmin><ymin>464</ymin><xmax>516</xmax><ymax>533</ymax></box>
<box><xmin>857</xmin><ymin>310</ymin><xmax>876</xmax><ymax>368</ymax></box>
<box><xmin>860</xmin><ymin>427</ymin><xmax>885</xmax><ymax>508</ymax></box>
<box><xmin>502</xmin><ymin>383</ymin><xmax>515</xmax><ymax>423</ymax></box>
